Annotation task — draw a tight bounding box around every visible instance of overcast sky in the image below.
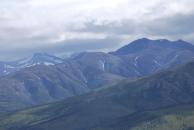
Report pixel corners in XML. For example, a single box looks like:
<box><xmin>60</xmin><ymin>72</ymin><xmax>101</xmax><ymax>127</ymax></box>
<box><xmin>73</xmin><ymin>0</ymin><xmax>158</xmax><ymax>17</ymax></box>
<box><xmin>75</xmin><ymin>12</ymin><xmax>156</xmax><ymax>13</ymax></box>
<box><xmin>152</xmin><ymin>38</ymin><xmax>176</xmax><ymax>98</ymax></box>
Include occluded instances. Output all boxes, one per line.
<box><xmin>0</xmin><ymin>0</ymin><xmax>194</xmax><ymax>60</ymax></box>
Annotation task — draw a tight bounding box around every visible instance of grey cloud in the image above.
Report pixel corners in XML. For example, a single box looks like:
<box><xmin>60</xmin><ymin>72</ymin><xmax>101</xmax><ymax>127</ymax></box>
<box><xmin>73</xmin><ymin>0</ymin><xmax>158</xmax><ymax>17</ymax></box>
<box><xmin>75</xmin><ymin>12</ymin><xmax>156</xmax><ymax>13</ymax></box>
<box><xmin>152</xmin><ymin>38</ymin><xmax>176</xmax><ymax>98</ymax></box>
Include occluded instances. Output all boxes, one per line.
<box><xmin>0</xmin><ymin>36</ymin><xmax>122</xmax><ymax>61</ymax></box>
<box><xmin>71</xmin><ymin>12</ymin><xmax>194</xmax><ymax>42</ymax></box>
<box><xmin>53</xmin><ymin>37</ymin><xmax>121</xmax><ymax>53</ymax></box>
<box><xmin>2</xmin><ymin>12</ymin><xmax>194</xmax><ymax>61</ymax></box>
<box><xmin>145</xmin><ymin>13</ymin><xmax>194</xmax><ymax>36</ymax></box>
<box><xmin>0</xmin><ymin>0</ymin><xmax>194</xmax><ymax>60</ymax></box>
<box><xmin>69</xmin><ymin>19</ymin><xmax>138</xmax><ymax>35</ymax></box>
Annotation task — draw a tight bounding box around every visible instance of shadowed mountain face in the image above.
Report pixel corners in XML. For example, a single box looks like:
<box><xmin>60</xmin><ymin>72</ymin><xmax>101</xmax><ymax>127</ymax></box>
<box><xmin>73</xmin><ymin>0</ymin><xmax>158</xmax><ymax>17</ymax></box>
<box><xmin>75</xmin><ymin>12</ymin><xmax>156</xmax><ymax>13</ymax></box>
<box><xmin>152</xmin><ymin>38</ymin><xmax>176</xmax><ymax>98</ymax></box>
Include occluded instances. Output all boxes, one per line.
<box><xmin>0</xmin><ymin>62</ymin><xmax>194</xmax><ymax>130</ymax></box>
<box><xmin>1</xmin><ymin>38</ymin><xmax>194</xmax><ymax>78</ymax></box>
<box><xmin>111</xmin><ymin>38</ymin><xmax>194</xmax><ymax>75</ymax></box>
<box><xmin>0</xmin><ymin>61</ymin><xmax>124</xmax><ymax>114</ymax></box>
<box><xmin>0</xmin><ymin>38</ymin><xmax>194</xmax><ymax>114</ymax></box>
<box><xmin>66</xmin><ymin>38</ymin><xmax>194</xmax><ymax>84</ymax></box>
<box><xmin>112</xmin><ymin>38</ymin><xmax>194</xmax><ymax>55</ymax></box>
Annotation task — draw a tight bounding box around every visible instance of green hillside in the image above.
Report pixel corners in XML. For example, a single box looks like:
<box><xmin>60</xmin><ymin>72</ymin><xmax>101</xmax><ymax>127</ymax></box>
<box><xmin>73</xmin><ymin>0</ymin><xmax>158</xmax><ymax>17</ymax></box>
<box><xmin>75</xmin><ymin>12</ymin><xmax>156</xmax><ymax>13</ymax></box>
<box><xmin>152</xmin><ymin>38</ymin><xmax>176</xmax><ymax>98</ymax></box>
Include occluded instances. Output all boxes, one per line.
<box><xmin>131</xmin><ymin>105</ymin><xmax>194</xmax><ymax>130</ymax></box>
<box><xmin>0</xmin><ymin>62</ymin><xmax>194</xmax><ymax>130</ymax></box>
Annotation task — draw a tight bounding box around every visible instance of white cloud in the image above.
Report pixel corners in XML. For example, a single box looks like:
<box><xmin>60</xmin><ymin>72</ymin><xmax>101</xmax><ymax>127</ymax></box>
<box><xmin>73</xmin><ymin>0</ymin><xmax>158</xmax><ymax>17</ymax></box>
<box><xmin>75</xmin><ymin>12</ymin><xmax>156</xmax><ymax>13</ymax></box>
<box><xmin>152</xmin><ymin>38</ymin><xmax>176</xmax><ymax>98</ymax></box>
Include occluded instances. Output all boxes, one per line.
<box><xmin>0</xmin><ymin>0</ymin><xmax>194</xmax><ymax>60</ymax></box>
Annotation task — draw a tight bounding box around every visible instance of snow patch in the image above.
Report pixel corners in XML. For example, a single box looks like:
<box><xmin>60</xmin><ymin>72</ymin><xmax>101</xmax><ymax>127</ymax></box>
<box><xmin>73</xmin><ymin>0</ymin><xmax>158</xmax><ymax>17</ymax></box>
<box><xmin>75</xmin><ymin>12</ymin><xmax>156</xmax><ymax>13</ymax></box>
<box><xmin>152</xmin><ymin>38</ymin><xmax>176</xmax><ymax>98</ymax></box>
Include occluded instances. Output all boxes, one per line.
<box><xmin>154</xmin><ymin>60</ymin><xmax>162</xmax><ymax>66</ymax></box>
<box><xmin>134</xmin><ymin>56</ymin><xmax>140</xmax><ymax>67</ymax></box>
<box><xmin>43</xmin><ymin>62</ymin><xmax>55</xmax><ymax>66</ymax></box>
<box><xmin>99</xmin><ymin>60</ymin><xmax>105</xmax><ymax>71</ymax></box>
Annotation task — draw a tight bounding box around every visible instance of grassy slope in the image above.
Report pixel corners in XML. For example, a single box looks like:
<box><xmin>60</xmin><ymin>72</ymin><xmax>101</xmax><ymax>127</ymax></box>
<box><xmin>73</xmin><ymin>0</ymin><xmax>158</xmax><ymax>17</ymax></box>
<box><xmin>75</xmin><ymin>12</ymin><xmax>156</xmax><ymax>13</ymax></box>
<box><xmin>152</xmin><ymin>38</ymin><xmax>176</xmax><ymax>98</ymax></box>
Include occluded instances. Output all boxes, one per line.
<box><xmin>1</xmin><ymin>104</ymin><xmax>194</xmax><ymax>130</ymax></box>
<box><xmin>130</xmin><ymin>105</ymin><xmax>194</xmax><ymax>130</ymax></box>
<box><xmin>0</xmin><ymin>62</ymin><xmax>194</xmax><ymax>130</ymax></box>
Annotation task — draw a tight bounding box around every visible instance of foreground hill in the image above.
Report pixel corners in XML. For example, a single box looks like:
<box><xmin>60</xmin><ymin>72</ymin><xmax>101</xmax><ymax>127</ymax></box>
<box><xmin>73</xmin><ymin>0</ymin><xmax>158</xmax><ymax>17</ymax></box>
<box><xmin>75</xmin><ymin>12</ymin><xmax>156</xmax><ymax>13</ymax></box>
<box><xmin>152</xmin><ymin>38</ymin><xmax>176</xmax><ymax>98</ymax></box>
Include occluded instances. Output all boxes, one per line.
<box><xmin>130</xmin><ymin>104</ymin><xmax>194</xmax><ymax>130</ymax></box>
<box><xmin>0</xmin><ymin>61</ymin><xmax>194</xmax><ymax>130</ymax></box>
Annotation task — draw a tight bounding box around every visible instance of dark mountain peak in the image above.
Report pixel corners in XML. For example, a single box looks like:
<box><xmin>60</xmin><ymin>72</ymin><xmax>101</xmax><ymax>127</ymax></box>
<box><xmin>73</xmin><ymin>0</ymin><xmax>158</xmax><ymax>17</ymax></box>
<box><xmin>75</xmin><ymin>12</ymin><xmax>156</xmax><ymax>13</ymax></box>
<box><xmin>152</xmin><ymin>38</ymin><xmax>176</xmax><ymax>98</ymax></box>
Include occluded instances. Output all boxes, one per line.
<box><xmin>176</xmin><ymin>39</ymin><xmax>185</xmax><ymax>42</ymax></box>
<box><xmin>132</xmin><ymin>38</ymin><xmax>172</xmax><ymax>46</ymax></box>
<box><xmin>173</xmin><ymin>39</ymin><xmax>192</xmax><ymax>45</ymax></box>
<box><xmin>135</xmin><ymin>37</ymin><xmax>151</xmax><ymax>42</ymax></box>
<box><xmin>111</xmin><ymin>38</ymin><xmax>194</xmax><ymax>55</ymax></box>
<box><xmin>110</xmin><ymin>38</ymin><xmax>154</xmax><ymax>55</ymax></box>
<box><xmin>171</xmin><ymin>39</ymin><xmax>194</xmax><ymax>51</ymax></box>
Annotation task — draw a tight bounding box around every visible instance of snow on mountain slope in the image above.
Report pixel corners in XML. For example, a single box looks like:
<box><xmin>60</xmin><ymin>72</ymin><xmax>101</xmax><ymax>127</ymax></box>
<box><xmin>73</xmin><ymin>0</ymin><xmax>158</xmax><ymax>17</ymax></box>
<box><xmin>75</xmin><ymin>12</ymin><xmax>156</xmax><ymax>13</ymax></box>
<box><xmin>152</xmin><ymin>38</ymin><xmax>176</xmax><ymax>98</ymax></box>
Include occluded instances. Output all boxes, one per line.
<box><xmin>0</xmin><ymin>53</ymin><xmax>64</xmax><ymax>76</ymax></box>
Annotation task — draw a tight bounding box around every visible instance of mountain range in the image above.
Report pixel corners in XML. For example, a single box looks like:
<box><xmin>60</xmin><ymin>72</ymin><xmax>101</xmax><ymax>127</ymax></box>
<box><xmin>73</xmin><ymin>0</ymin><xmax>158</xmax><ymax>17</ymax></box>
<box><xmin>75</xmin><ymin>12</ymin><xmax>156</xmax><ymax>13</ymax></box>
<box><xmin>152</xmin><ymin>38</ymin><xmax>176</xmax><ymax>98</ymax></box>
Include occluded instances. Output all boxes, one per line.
<box><xmin>0</xmin><ymin>38</ymin><xmax>194</xmax><ymax>115</ymax></box>
<box><xmin>0</xmin><ymin>61</ymin><xmax>194</xmax><ymax>130</ymax></box>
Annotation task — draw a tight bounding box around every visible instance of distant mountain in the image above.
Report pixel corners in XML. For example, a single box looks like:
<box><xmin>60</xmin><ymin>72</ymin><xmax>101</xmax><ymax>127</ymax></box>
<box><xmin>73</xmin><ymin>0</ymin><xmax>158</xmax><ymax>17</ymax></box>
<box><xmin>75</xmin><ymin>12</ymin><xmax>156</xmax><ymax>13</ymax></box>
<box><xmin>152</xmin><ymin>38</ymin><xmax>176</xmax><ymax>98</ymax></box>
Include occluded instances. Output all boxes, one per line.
<box><xmin>110</xmin><ymin>38</ymin><xmax>194</xmax><ymax>76</ymax></box>
<box><xmin>69</xmin><ymin>38</ymin><xmax>194</xmax><ymax>80</ymax></box>
<box><xmin>0</xmin><ymin>53</ymin><xmax>64</xmax><ymax>76</ymax></box>
<box><xmin>0</xmin><ymin>61</ymin><xmax>194</xmax><ymax>130</ymax></box>
<box><xmin>112</xmin><ymin>38</ymin><xmax>194</xmax><ymax>55</ymax></box>
<box><xmin>1</xmin><ymin>38</ymin><xmax>194</xmax><ymax>78</ymax></box>
<box><xmin>15</xmin><ymin>53</ymin><xmax>64</xmax><ymax>66</ymax></box>
<box><xmin>0</xmin><ymin>38</ymin><xmax>194</xmax><ymax>115</ymax></box>
<box><xmin>70</xmin><ymin>52</ymin><xmax>130</xmax><ymax>86</ymax></box>
<box><xmin>0</xmin><ymin>64</ymin><xmax>89</xmax><ymax>114</ymax></box>
<box><xmin>0</xmin><ymin>60</ymin><xmax>125</xmax><ymax>114</ymax></box>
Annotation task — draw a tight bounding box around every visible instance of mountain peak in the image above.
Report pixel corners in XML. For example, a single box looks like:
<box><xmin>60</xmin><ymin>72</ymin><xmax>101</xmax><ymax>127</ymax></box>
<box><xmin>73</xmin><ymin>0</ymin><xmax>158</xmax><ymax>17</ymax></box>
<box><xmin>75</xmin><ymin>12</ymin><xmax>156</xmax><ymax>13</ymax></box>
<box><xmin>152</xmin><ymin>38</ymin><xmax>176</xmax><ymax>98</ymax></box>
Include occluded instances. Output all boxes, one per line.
<box><xmin>111</xmin><ymin>38</ymin><xmax>194</xmax><ymax>55</ymax></box>
<box><xmin>136</xmin><ymin>37</ymin><xmax>151</xmax><ymax>41</ymax></box>
<box><xmin>15</xmin><ymin>53</ymin><xmax>64</xmax><ymax>68</ymax></box>
<box><xmin>110</xmin><ymin>38</ymin><xmax>153</xmax><ymax>55</ymax></box>
<box><xmin>174</xmin><ymin>39</ymin><xmax>191</xmax><ymax>45</ymax></box>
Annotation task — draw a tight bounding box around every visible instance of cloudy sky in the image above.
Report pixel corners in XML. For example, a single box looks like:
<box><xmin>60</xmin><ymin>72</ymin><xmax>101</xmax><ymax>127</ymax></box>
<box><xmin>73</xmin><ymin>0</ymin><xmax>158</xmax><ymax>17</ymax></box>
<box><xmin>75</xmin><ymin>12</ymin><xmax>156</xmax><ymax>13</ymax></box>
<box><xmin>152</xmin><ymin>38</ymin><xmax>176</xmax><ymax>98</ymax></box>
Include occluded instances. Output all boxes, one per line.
<box><xmin>0</xmin><ymin>0</ymin><xmax>194</xmax><ymax>60</ymax></box>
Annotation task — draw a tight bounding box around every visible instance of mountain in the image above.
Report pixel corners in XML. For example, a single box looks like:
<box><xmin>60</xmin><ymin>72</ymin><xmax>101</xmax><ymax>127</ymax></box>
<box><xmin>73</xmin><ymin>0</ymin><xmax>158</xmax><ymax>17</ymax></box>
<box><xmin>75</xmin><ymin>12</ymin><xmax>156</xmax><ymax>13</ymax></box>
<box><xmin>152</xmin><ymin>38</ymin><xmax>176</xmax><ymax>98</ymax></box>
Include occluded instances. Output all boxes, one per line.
<box><xmin>14</xmin><ymin>53</ymin><xmax>64</xmax><ymax>67</ymax></box>
<box><xmin>2</xmin><ymin>38</ymin><xmax>194</xmax><ymax>78</ymax></box>
<box><xmin>67</xmin><ymin>38</ymin><xmax>194</xmax><ymax>85</ymax></box>
<box><xmin>0</xmin><ymin>52</ymin><xmax>129</xmax><ymax>115</ymax></box>
<box><xmin>0</xmin><ymin>64</ymin><xmax>89</xmax><ymax>114</ymax></box>
<box><xmin>0</xmin><ymin>38</ymin><xmax>194</xmax><ymax>115</ymax></box>
<box><xmin>0</xmin><ymin>52</ymin><xmax>127</xmax><ymax>115</ymax></box>
<box><xmin>70</xmin><ymin>52</ymin><xmax>131</xmax><ymax>85</ymax></box>
<box><xmin>112</xmin><ymin>38</ymin><xmax>194</xmax><ymax>55</ymax></box>
<box><xmin>0</xmin><ymin>53</ymin><xmax>64</xmax><ymax>76</ymax></box>
<box><xmin>0</xmin><ymin>61</ymin><xmax>194</xmax><ymax>130</ymax></box>
<box><xmin>0</xmin><ymin>59</ymin><xmax>125</xmax><ymax>114</ymax></box>
<box><xmin>110</xmin><ymin>38</ymin><xmax>194</xmax><ymax>75</ymax></box>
